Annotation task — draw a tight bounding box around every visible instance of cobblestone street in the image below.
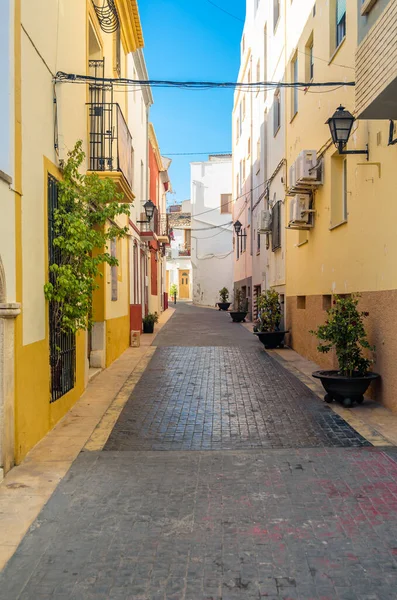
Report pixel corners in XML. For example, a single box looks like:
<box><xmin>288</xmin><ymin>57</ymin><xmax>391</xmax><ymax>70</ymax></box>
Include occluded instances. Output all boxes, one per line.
<box><xmin>1</xmin><ymin>304</ymin><xmax>397</xmax><ymax>599</ymax></box>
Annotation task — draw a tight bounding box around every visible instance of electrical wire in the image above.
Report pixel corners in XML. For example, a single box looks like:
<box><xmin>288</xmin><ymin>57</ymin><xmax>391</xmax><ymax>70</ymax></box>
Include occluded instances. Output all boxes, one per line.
<box><xmin>163</xmin><ymin>151</ymin><xmax>232</xmax><ymax>156</ymax></box>
<box><xmin>55</xmin><ymin>72</ymin><xmax>355</xmax><ymax>89</ymax></box>
<box><xmin>204</xmin><ymin>0</ymin><xmax>244</xmax><ymax>22</ymax></box>
<box><xmin>297</xmin><ymin>49</ymin><xmax>355</xmax><ymax>71</ymax></box>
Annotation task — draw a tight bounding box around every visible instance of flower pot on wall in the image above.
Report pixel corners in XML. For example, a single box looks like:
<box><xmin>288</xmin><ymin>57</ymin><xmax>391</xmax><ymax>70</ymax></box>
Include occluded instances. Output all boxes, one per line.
<box><xmin>312</xmin><ymin>370</ymin><xmax>380</xmax><ymax>407</ymax></box>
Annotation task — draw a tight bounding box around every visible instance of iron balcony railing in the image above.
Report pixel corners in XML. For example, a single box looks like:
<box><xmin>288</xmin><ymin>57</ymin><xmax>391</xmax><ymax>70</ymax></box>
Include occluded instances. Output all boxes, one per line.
<box><xmin>159</xmin><ymin>214</ymin><xmax>169</xmax><ymax>237</ymax></box>
<box><xmin>87</xmin><ymin>92</ymin><xmax>133</xmax><ymax>189</ymax></box>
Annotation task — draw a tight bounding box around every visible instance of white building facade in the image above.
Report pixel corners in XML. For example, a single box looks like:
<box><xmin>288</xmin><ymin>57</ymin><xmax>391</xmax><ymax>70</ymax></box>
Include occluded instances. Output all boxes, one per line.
<box><xmin>190</xmin><ymin>155</ymin><xmax>233</xmax><ymax>308</ymax></box>
<box><xmin>232</xmin><ymin>0</ymin><xmax>315</xmax><ymax>322</ymax></box>
<box><xmin>166</xmin><ymin>200</ymin><xmax>192</xmax><ymax>300</ymax></box>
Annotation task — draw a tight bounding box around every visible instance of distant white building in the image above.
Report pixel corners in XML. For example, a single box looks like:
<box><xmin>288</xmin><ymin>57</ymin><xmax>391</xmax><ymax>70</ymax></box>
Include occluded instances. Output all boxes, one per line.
<box><xmin>190</xmin><ymin>155</ymin><xmax>233</xmax><ymax>307</ymax></box>
<box><xmin>166</xmin><ymin>200</ymin><xmax>192</xmax><ymax>300</ymax></box>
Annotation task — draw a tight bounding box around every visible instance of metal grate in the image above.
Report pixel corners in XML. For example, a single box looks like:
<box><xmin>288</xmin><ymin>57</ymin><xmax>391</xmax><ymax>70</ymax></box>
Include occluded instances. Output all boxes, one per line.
<box><xmin>271</xmin><ymin>200</ymin><xmax>282</xmax><ymax>252</ymax></box>
<box><xmin>48</xmin><ymin>175</ymin><xmax>76</xmax><ymax>403</ymax></box>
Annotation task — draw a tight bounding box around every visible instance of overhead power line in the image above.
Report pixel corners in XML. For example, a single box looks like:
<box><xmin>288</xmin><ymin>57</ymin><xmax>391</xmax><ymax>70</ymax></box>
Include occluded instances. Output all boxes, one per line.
<box><xmin>204</xmin><ymin>0</ymin><xmax>244</xmax><ymax>23</ymax></box>
<box><xmin>55</xmin><ymin>72</ymin><xmax>356</xmax><ymax>89</ymax></box>
<box><xmin>164</xmin><ymin>151</ymin><xmax>232</xmax><ymax>156</ymax></box>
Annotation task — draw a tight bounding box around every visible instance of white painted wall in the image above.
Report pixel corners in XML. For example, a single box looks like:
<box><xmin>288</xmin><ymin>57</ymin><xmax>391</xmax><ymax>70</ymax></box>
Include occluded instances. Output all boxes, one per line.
<box><xmin>233</xmin><ymin>0</ymin><xmax>315</xmax><ymax>313</ymax></box>
<box><xmin>190</xmin><ymin>157</ymin><xmax>233</xmax><ymax>307</ymax></box>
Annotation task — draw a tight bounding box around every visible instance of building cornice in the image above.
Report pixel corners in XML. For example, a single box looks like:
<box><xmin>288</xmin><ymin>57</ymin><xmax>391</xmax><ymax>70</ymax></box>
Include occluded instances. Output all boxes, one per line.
<box><xmin>133</xmin><ymin>49</ymin><xmax>154</xmax><ymax>106</ymax></box>
<box><xmin>115</xmin><ymin>0</ymin><xmax>144</xmax><ymax>53</ymax></box>
<box><xmin>148</xmin><ymin>123</ymin><xmax>164</xmax><ymax>171</ymax></box>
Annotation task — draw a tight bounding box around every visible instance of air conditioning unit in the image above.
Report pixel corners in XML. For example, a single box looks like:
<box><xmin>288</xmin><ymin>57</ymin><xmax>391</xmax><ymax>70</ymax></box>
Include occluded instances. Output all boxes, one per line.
<box><xmin>258</xmin><ymin>209</ymin><xmax>272</xmax><ymax>232</ymax></box>
<box><xmin>289</xmin><ymin>162</ymin><xmax>296</xmax><ymax>188</ymax></box>
<box><xmin>295</xmin><ymin>150</ymin><xmax>317</xmax><ymax>184</ymax></box>
<box><xmin>289</xmin><ymin>194</ymin><xmax>311</xmax><ymax>224</ymax></box>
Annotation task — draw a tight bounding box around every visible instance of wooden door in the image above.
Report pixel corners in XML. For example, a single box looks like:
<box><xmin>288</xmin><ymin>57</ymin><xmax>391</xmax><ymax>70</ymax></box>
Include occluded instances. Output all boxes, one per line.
<box><xmin>166</xmin><ymin>271</ymin><xmax>170</xmax><ymax>295</ymax></box>
<box><xmin>179</xmin><ymin>270</ymin><xmax>190</xmax><ymax>299</ymax></box>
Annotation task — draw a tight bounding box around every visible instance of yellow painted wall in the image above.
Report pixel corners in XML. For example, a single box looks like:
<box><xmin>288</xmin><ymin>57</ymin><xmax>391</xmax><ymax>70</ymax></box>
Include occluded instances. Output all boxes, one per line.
<box><xmin>285</xmin><ymin>0</ymin><xmax>397</xmax><ymax>298</ymax></box>
<box><xmin>13</xmin><ymin>0</ymin><xmax>137</xmax><ymax>461</ymax></box>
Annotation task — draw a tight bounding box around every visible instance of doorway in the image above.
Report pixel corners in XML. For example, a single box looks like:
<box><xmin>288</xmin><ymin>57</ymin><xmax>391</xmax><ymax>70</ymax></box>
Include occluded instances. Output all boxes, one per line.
<box><xmin>178</xmin><ymin>270</ymin><xmax>190</xmax><ymax>299</ymax></box>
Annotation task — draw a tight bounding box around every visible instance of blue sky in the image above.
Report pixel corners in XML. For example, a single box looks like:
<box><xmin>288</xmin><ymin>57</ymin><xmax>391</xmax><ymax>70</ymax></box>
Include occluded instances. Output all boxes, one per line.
<box><xmin>139</xmin><ymin>0</ymin><xmax>245</xmax><ymax>203</ymax></box>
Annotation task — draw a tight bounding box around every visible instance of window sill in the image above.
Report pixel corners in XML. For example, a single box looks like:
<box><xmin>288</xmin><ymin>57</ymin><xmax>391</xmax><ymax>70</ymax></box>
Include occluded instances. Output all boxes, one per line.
<box><xmin>361</xmin><ymin>0</ymin><xmax>378</xmax><ymax>15</ymax></box>
<box><xmin>290</xmin><ymin>111</ymin><xmax>298</xmax><ymax>124</ymax></box>
<box><xmin>297</xmin><ymin>239</ymin><xmax>308</xmax><ymax>247</ymax></box>
<box><xmin>273</xmin><ymin>17</ymin><xmax>280</xmax><ymax>35</ymax></box>
<box><xmin>304</xmin><ymin>78</ymin><xmax>313</xmax><ymax>94</ymax></box>
<box><xmin>329</xmin><ymin>219</ymin><xmax>348</xmax><ymax>231</ymax></box>
<box><xmin>273</xmin><ymin>125</ymin><xmax>281</xmax><ymax>138</ymax></box>
<box><xmin>329</xmin><ymin>37</ymin><xmax>346</xmax><ymax>65</ymax></box>
<box><xmin>256</xmin><ymin>250</ymin><xmax>261</xmax><ymax>256</ymax></box>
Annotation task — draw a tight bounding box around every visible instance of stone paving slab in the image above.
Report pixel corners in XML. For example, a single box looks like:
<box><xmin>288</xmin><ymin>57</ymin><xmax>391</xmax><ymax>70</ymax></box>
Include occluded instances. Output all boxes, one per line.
<box><xmin>1</xmin><ymin>448</ymin><xmax>397</xmax><ymax>599</ymax></box>
<box><xmin>104</xmin><ymin>346</ymin><xmax>370</xmax><ymax>451</ymax></box>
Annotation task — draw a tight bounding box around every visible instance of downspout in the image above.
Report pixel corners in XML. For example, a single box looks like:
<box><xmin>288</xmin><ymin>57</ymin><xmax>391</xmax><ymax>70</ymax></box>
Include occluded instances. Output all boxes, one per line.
<box><xmin>250</xmin><ymin>55</ymin><xmax>254</xmax><ymax>257</ymax></box>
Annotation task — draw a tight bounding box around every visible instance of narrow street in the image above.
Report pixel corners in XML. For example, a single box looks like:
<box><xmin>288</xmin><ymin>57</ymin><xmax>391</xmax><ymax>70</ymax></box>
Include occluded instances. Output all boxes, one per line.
<box><xmin>1</xmin><ymin>304</ymin><xmax>397</xmax><ymax>600</ymax></box>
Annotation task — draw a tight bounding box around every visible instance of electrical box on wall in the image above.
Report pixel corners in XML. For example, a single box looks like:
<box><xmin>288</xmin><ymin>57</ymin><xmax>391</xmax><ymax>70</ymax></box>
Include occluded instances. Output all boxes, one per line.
<box><xmin>258</xmin><ymin>210</ymin><xmax>272</xmax><ymax>233</ymax></box>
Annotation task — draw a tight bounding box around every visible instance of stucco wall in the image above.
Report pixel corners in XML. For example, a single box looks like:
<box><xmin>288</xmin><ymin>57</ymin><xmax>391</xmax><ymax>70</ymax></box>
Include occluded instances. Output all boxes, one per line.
<box><xmin>191</xmin><ymin>158</ymin><xmax>233</xmax><ymax>307</ymax></box>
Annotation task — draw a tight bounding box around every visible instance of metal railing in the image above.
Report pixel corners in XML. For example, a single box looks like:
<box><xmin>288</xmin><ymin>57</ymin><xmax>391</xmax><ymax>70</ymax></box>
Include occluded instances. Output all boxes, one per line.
<box><xmin>87</xmin><ymin>85</ymin><xmax>133</xmax><ymax>189</ymax></box>
<box><xmin>140</xmin><ymin>207</ymin><xmax>159</xmax><ymax>235</ymax></box>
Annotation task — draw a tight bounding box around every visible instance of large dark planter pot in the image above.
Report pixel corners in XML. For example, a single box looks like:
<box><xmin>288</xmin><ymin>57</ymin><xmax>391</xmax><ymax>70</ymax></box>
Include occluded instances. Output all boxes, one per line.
<box><xmin>254</xmin><ymin>330</ymin><xmax>288</xmax><ymax>349</ymax></box>
<box><xmin>143</xmin><ymin>321</ymin><xmax>154</xmax><ymax>334</ymax></box>
<box><xmin>217</xmin><ymin>302</ymin><xmax>231</xmax><ymax>311</ymax></box>
<box><xmin>312</xmin><ymin>370</ymin><xmax>380</xmax><ymax>407</ymax></box>
<box><xmin>229</xmin><ymin>311</ymin><xmax>248</xmax><ymax>323</ymax></box>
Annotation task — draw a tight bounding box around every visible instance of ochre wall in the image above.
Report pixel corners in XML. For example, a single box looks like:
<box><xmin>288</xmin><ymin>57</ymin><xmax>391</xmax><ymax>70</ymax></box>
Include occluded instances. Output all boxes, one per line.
<box><xmin>106</xmin><ymin>315</ymin><xmax>130</xmax><ymax>367</ymax></box>
<box><xmin>287</xmin><ymin>292</ymin><xmax>397</xmax><ymax>412</ymax></box>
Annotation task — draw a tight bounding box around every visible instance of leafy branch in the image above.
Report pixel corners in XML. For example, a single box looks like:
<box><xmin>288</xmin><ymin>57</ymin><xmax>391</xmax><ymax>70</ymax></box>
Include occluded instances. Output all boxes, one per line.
<box><xmin>44</xmin><ymin>141</ymin><xmax>130</xmax><ymax>333</ymax></box>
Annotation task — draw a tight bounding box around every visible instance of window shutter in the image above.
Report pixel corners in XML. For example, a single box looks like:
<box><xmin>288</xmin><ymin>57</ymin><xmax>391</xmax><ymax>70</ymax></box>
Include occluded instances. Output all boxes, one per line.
<box><xmin>271</xmin><ymin>201</ymin><xmax>281</xmax><ymax>251</ymax></box>
<box><xmin>336</xmin><ymin>0</ymin><xmax>346</xmax><ymax>22</ymax></box>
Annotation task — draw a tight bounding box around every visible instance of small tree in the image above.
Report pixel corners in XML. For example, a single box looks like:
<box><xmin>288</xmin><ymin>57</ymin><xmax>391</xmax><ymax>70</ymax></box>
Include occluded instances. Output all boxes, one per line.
<box><xmin>219</xmin><ymin>287</ymin><xmax>229</xmax><ymax>303</ymax></box>
<box><xmin>234</xmin><ymin>288</ymin><xmax>247</xmax><ymax>312</ymax></box>
<box><xmin>44</xmin><ymin>141</ymin><xmax>130</xmax><ymax>334</ymax></box>
<box><xmin>256</xmin><ymin>289</ymin><xmax>281</xmax><ymax>332</ymax></box>
<box><xmin>310</xmin><ymin>295</ymin><xmax>374</xmax><ymax>377</ymax></box>
<box><xmin>170</xmin><ymin>283</ymin><xmax>178</xmax><ymax>298</ymax></box>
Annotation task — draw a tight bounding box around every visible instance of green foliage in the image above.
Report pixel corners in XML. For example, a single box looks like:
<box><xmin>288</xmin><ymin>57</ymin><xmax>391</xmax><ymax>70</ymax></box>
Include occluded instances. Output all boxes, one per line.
<box><xmin>170</xmin><ymin>283</ymin><xmax>178</xmax><ymax>298</ymax></box>
<box><xmin>219</xmin><ymin>287</ymin><xmax>229</xmax><ymax>303</ymax></box>
<box><xmin>310</xmin><ymin>294</ymin><xmax>374</xmax><ymax>377</ymax></box>
<box><xmin>234</xmin><ymin>288</ymin><xmax>247</xmax><ymax>312</ymax></box>
<box><xmin>143</xmin><ymin>312</ymin><xmax>159</xmax><ymax>326</ymax></box>
<box><xmin>44</xmin><ymin>141</ymin><xmax>130</xmax><ymax>334</ymax></box>
<box><xmin>256</xmin><ymin>289</ymin><xmax>281</xmax><ymax>332</ymax></box>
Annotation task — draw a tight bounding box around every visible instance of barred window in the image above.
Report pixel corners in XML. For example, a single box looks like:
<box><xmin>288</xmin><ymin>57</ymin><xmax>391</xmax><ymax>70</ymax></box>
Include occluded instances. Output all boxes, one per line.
<box><xmin>271</xmin><ymin>200</ymin><xmax>282</xmax><ymax>251</ymax></box>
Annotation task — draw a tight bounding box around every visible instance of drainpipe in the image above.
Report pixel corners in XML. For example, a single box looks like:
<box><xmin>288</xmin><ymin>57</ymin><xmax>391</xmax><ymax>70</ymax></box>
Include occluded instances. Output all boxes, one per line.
<box><xmin>250</xmin><ymin>55</ymin><xmax>254</xmax><ymax>257</ymax></box>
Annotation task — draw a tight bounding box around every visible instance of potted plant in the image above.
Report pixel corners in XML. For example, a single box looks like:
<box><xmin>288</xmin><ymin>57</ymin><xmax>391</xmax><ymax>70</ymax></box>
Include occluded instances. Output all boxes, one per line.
<box><xmin>217</xmin><ymin>287</ymin><xmax>231</xmax><ymax>311</ymax></box>
<box><xmin>253</xmin><ymin>289</ymin><xmax>288</xmax><ymax>348</ymax></box>
<box><xmin>142</xmin><ymin>312</ymin><xmax>159</xmax><ymax>334</ymax></box>
<box><xmin>170</xmin><ymin>283</ymin><xmax>178</xmax><ymax>304</ymax></box>
<box><xmin>311</xmin><ymin>295</ymin><xmax>379</xmax><ymax>407</ymax></box>
<box><xmin>229</xmin><ymin>288</ymin><xmax>248</xmax><ymax>323</ymax></box>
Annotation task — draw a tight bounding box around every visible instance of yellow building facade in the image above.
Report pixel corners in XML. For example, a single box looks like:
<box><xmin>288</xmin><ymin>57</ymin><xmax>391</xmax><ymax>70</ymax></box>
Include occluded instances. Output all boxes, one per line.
<box><xmin>285</xmin><ymin>0</ymin><xmax>397</xmax><ymax>411</ymax></box>
<box><xmin>10</xmin><ymin>0</ymin><xmax>144</xmax><ymax>465</ymax></box>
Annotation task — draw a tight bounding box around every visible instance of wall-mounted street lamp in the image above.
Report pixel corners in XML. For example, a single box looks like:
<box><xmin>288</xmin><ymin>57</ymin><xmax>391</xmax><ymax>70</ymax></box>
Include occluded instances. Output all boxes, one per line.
<box><xmin>326</xmin><ymin>105</ymin><xmax>369</xmax><ymax>161</ymax></box>
<box><xmin>137</xmin><ymin>199</ymin><xmax>156</xmax><ymax>224</ymax></box>
<box><xmin>233</xmin><ymin>220</ymin><xmax>247</xmax><ymax>259</ymax></box>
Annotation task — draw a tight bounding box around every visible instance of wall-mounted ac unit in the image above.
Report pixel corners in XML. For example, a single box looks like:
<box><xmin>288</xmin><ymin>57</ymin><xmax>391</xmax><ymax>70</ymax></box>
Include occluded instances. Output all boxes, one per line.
<box><xmin>295</xmin><ymin>150</ymin><xmax>317</xmax><ymax>183</ymax></box>
<box><xmin>289</xmin><ymin>194</ymin><xmax>311</xmax><ymax>224</ymax></box>
<box><xmin>289</xmin><ymin>163</ymin><xmax>296</xmax><ymax>188</ymax></box>
<box><xmin>258</xmin><ymin>209</ymin><xmax>272</xmax><ymax>233</ymax></box>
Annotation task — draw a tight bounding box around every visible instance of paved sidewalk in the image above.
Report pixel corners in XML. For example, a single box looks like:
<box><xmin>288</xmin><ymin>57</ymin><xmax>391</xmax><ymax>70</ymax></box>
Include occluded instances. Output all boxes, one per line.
<box><xmin>1</xmin><ymin>303</ymin><xmax>397</xmax><ymax>599</ymax></box>
<box><xmin>0</xmin><ymin>309</ymin><xmax>174</xmax><ymax>571</ymax></box>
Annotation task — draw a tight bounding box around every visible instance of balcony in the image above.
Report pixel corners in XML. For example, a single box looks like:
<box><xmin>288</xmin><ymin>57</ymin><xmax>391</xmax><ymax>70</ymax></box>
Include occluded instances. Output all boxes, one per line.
<box><xmin>356</xmin><ymin>1</ymin><xmax>397</xmax><ymax>119</ymax></box>
<box><xmin>87</xmin><ymin>94</ymin><xmax>135</xmax><ymax>203</ymax></box>
<box><xmin>158</xmin><ymin>214</ymin><xmax>170</xmax><ymax>244</ymax></box>
<box><xmin>140</xmin><ymin>206</ymin><xmax>159</xmax><ymax>241</ymax></box>
<box><xmin>178</xmin><ymin>243</ymin><xmax>191</xmax><ymax>257</ymax></box>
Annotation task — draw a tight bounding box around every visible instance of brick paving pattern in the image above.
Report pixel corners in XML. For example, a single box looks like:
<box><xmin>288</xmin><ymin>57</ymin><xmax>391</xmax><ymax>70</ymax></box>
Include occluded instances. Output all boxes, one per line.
<box><xmin>105</xmin><ymin>346</ymin><xmax>370</xmax><ymax>451</ymax></box>
<box><xmin>1</xmin><ymin>449</ymin><xmax>397</xmax><ymax>599</ymax></box>
<box><xmin>1</xmin><ymin>303</ymin><xmax>396</xmax><ymax>599</ymax></box>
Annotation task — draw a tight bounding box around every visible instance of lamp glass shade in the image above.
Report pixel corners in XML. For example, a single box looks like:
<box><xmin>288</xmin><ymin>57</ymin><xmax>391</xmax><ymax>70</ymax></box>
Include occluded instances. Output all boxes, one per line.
<box><xmin>143</xmin><ymin>200</ymin><xmax>155</xmax><ymax>221</ymax></box>
<box><xmin>233</xmin><ymin>220</ymin><xmax>242</xmax><ymax>235</ymax></box>
<box><xmin>326</xmin><ymin>105</ymin><xmax>355</xmax><ymax>147</ymax></box>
